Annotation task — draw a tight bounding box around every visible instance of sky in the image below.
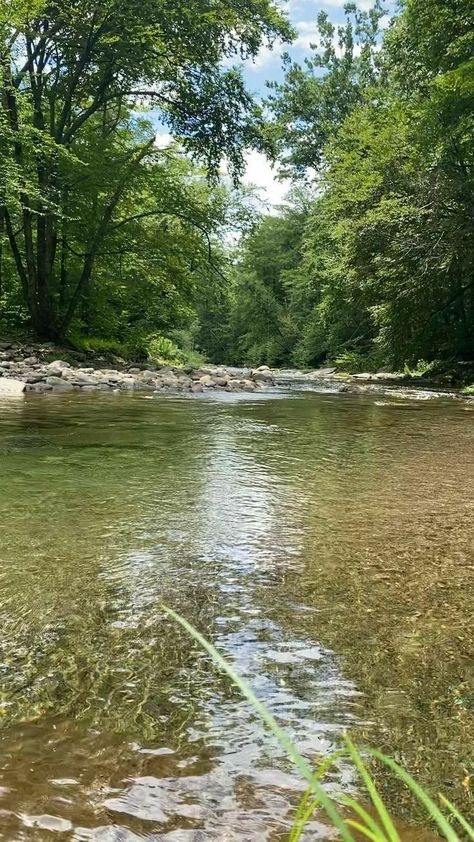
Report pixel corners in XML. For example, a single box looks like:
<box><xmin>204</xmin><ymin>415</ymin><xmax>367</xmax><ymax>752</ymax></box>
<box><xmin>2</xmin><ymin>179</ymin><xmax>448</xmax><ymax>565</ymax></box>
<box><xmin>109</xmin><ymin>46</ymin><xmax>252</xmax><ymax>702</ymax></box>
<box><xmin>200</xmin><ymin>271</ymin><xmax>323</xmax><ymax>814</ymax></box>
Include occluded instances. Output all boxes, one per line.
<box><xmin>156</xmin><ymin>0</ymin><xmax>392</xmax><ymax>209</ymax></box>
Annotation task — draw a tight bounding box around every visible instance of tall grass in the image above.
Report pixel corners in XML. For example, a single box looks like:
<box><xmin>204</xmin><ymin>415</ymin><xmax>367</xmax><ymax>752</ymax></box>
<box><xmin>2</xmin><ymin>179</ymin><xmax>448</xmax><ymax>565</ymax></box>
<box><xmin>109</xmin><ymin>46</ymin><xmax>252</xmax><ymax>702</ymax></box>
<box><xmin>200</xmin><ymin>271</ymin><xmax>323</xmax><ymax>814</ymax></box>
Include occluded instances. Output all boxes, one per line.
<box><xmin>164</xmin><ymin>606</ymin><xmax>473</xmax><ymax>841</ymax></box>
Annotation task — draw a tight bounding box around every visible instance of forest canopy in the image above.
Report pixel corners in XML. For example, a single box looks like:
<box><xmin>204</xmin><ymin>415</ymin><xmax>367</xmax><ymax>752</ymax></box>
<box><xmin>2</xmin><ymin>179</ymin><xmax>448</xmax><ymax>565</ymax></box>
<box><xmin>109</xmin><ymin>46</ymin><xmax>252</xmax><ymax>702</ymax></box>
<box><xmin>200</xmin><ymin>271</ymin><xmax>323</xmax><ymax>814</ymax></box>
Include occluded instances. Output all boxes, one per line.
<box><xmin>0</xmin><ymin>0</ymin><xmax>473</xmax><ymax>369</ymax></box>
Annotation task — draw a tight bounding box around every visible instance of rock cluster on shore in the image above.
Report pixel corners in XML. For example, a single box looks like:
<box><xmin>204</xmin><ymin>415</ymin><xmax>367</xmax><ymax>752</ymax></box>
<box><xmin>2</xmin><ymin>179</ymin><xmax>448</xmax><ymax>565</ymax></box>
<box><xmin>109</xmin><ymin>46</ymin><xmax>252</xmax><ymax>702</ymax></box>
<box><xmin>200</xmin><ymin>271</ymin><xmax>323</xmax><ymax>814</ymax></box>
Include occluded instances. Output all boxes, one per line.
<box><xmin>0</xmin><ymin>341</ymin><xmax>275</xmax><ymax>395</ymax></box>
<box><xmin>0</xmin><ymin>341</ymin><xmax>471</xmax><ymax>402</ymax></box>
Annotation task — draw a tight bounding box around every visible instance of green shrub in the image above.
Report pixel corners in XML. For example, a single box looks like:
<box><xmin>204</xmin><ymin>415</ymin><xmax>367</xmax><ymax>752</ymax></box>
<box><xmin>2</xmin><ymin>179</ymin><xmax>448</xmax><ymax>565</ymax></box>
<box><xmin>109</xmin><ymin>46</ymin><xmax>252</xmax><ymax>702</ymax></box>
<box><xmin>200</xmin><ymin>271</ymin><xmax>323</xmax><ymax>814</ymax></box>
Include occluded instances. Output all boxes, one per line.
<box><xmin>334</xmin><ymin>350</ymin><xmax>386</xmax><ymax>374</ymax></box>
<box><xmin>146</xmin><ymin>334</ymin><xmax>186</xmax><ymax>366</ymax></box>
<box><xmin>403</xmin><ymin>359</ymin><xmax>436</xmax><ymax>378</ymax></box>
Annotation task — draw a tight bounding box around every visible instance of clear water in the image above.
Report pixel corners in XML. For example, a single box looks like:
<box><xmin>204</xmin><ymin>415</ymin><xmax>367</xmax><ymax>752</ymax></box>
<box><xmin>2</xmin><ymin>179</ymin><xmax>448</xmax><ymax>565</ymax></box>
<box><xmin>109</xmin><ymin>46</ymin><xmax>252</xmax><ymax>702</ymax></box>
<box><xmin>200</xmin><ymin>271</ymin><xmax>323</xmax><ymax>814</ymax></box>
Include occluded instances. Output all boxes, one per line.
<box><xmin>0</xmin><ymin>391</ymin><xmax>473</xmax><ymax>840</ymax></box>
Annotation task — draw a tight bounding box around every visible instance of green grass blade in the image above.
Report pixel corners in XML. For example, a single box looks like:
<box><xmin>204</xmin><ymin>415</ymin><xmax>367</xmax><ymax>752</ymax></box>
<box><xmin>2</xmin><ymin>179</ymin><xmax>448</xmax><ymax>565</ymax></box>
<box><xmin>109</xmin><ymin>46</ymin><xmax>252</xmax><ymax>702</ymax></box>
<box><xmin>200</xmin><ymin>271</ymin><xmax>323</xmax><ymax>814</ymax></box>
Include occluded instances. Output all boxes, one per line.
<box><xmin>290</xmin><ymin>788</ymin><xmax>314</xmax><ymax>839</ymax></box>
<box><xmin>439</xmin><ymin>795</ymin><xmax>474</xmax><ymax>841</ymax></box>
<box><xmin>163</xmin><ymin>606</ymin><xmax>355</xmax><ymax>842</ymax></box>
<box><xmin>367</xmin><ymin>749</ymin><xmax>459</xmax><ymax>842</ymax></box>
<box><xmin>340</xmin><ymin>795</ymin><xmax>388</xmax><ymax>841</ymax></box>
<box><xmin>290</xmin><ymin>750</ymin><xmax>346</xmax><ymax>842</ymax></box>
<box><xmin>344</xmin><ymin>736</ymin><xmax>400</xmax><ymax>842</ymax></box>
<box><xmin>290</xmin><ymin>796</ymin><xmax>321</xmax><ymax>842</ymax></box>
<box><xmin>346</xmin><ymin>819</ymin><xmax>384</xmax><ymax>842</ymax></box>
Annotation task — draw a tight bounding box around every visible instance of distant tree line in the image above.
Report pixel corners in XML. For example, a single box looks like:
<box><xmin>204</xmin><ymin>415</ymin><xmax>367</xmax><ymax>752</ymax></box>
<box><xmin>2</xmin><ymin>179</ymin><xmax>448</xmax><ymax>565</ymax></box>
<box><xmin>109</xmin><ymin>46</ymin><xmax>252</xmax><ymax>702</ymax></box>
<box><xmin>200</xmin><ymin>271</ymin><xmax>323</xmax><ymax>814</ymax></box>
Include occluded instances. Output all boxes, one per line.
<box><xmin>215</xmin><ymin>0</ymin><xmax>474</xmax><ymax>369</ymax></box>
<box><xmin>0</xmin><ymin>0</ymin><xmax>472</xmax><ymax>369</ymax></box>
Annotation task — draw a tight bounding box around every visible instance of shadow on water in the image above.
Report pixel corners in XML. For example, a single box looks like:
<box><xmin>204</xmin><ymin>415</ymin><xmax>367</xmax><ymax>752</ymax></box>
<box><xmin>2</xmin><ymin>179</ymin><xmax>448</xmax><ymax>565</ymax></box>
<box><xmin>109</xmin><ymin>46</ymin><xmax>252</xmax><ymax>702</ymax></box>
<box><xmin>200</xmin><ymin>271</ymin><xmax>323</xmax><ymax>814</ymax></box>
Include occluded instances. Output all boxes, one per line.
<box><xmin>0</xmin><ymin>391</ymin><xmax>472</xmax><ymax>839</ymax></box>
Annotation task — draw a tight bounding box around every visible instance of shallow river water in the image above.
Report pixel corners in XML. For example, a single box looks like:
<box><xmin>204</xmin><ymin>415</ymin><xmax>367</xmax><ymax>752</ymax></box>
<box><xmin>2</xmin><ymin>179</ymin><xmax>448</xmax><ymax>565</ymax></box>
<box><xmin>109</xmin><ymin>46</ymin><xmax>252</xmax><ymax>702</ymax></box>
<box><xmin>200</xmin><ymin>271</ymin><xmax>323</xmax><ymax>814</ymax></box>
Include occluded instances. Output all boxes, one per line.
<box><xmin>0</xmin><ymin>391</ymin><xmax>473</xmax><ymax>841</ymax></box>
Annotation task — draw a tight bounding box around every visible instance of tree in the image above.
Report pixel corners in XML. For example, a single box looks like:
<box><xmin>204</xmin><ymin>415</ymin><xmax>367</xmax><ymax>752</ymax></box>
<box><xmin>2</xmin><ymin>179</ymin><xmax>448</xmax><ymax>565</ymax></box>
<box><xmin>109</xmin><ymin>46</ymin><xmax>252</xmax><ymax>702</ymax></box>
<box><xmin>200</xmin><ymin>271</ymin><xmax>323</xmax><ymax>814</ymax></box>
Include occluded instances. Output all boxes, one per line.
<box><xmin>265</xmin><ymin>1</ymin><xmax>386</xmax><ymax>174</ymax></box>
<box><xmin>241</xmin><ymin>0</ymin><xmax>474</xmax><ymax>368</ymax></box>
<box><xmin>227</xmin><ymin>196</ymin><xmax>309</xmax><ymax>366</ymax></box>
<box><xmin>0</xmin><ymin>0</ymin><xmax>291</xmax><ymax>339</ymax></box>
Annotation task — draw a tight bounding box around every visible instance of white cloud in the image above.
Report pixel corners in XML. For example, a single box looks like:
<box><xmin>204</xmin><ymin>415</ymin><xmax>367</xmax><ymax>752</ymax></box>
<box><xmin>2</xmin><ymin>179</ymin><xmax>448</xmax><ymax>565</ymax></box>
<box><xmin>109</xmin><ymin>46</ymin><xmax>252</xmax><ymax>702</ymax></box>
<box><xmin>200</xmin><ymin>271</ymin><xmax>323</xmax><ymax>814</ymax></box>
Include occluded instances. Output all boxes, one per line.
<box><xmin>294</xmin><ymin>19</ymin><xmax>320</xmax><ymax>50</ymax></box>
<box><xmin>247</xmin><ymin>40</ymin><xmax>284</xmax><ymax>71</ymax></box>
<box><xmin>243</xmin><ymin>151</ymin><xmax>292</xmax><ymax>208</ymax></box>
<box><xmin>155</xmin><ymin>134</ymin><xmax>290</xmax><ymax>209</ymax></box>
<box><xmin>290</xmin><ymin>0</ymin><xmax>375</xmax><ymax>9</ymax></box>
<box><xmin>155</xmin><ymin>131</ymin><xmax>172</xmax><ymax>149</ymax></box>
<box><xmin>318</xmin><ymin>0</ymin><xmax>353</xmax><ymax>5</ymax></box>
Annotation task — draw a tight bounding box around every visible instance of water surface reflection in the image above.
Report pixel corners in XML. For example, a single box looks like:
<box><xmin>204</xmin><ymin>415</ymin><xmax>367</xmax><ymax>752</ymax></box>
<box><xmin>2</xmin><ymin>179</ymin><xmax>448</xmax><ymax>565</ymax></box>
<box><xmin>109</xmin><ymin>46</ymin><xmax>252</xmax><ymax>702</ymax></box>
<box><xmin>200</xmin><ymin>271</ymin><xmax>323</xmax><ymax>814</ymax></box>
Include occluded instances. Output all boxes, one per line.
<box><xmin>0</xmin><ymin>392</ymin><xmax>472</xmax><ymax>839</ymax></box>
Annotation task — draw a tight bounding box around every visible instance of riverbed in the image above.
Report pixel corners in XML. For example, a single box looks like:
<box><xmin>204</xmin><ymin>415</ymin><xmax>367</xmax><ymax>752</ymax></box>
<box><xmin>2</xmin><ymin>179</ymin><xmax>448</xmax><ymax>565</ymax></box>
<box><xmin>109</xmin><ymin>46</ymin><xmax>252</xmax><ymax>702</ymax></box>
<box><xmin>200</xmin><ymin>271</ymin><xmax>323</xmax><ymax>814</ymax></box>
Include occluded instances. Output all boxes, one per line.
<box><xmin>0</xmin><ymin>390</ymin><xmax>473</xmax><ymax>840</ymax></box>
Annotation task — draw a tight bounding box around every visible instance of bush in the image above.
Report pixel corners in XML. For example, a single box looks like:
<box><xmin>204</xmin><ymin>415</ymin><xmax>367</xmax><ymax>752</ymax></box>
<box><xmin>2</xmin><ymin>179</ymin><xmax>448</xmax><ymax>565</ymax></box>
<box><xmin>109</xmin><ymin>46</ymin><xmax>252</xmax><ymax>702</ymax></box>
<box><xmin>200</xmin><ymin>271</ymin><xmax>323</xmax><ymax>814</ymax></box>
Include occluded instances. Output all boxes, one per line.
<box><xmin>403</xmin><ymin>359</ymin><xmax>436</xmax><ymax>378</ymax></box>
<box><xmin>70</xmin><ymin>335</ymin><xmax>129</xmax><ymax>359</ymax></box>
<box><xmin>146</xmin><ymin>334</ymin><xmax>186</xmax><ymax>366</ymax></box>
<box><xmin>334</xmin><ymin>350</ymin><xmax>386</xmax><ymax>374</ymax></box>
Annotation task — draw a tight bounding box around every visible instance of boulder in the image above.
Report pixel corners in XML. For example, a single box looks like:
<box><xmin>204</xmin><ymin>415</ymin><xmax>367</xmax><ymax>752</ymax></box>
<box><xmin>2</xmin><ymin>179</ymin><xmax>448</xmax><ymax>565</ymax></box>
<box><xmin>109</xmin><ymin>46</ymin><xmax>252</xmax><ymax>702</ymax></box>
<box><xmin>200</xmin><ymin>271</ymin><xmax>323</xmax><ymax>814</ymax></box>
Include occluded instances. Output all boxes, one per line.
<box><xmin>49</xmin><ymin>379</ymin><xmax>75</xmax><ymax>392</ymax></box>
<box><xmin>252</xmin><ymin>369</ymin><xmax>274</xmax><ymax>383</ymax></box>
<box><xmin>70</xmin><ymin>374</ymin><xmax>99</xmax><ymax>386</ymax></box>
<box><xmin>0</xmin><ymin>378</ymin><xmax>26</xmax><ymax>395</ymax></box>
<box><xmin>199</xmin><ymin>374</ymin><xmax>215</xmax><ymax>387</ymax></box>
<box><xmin>45</xmin><ymin>363</ymin><xmax>64</xmax><ymax>378</ymax></box>
<box><xmin>192</xmin><ymin>368</ymin><xmax>212</xmax><ymax>381</ymax></box>
<box><xmin>177</xmin><ymin>376</ymin><xmax>192</xmax><ymax>389</ymax></box>
<box><xmin>214</xmin><ymin>375</ymin><xmax>229</xmax><ymax>387</ymax></box>
<box><xmin>25</xmin><ymin>373</ymin><xmax>46</xmax><ymax>384</ymax></box>
<box><xmin>137</xmin><ymin>370</ymin><xmax>158</xmax><ymax>383</ymax></box>
<box><xmin>161</xmin><ymin>374</ymin><xmax>179</xmax><ymax>388</ymax></box>
<box><xmin>226</xmin><ymin>379</ymin><xmax>242</xmax><ymax>391</ymax></box>
<box><xmin>46</xmin><ymin>376</ymin><xmax>66</xmax><ymax>387</ymax></box>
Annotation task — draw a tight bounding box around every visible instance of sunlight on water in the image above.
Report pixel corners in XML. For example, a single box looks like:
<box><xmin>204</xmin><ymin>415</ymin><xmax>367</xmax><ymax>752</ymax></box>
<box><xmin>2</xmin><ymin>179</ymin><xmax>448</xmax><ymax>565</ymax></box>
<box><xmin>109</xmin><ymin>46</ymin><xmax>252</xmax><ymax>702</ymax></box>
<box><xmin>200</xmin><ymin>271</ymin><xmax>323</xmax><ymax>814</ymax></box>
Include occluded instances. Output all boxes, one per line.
<box><xmin>0</xmin><ymin>391</ymin><xmax>472</xmax><ymax>839</ymax></box>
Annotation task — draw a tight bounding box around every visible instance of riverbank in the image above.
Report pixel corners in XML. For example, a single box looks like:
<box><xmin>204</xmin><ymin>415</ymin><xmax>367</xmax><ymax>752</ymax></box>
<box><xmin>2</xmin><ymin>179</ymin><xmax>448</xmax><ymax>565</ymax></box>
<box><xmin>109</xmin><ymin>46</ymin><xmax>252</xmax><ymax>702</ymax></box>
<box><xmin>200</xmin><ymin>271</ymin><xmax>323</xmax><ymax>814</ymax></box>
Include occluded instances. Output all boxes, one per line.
<box><xmin>0</xmin><ymin>340</ymin><xmax>272</xmax><ymax>395</ymax></box>
<box><xmin>0</xmin><ymin>340</ymin><xmax>473</xmax><ymax>403</ymax></box>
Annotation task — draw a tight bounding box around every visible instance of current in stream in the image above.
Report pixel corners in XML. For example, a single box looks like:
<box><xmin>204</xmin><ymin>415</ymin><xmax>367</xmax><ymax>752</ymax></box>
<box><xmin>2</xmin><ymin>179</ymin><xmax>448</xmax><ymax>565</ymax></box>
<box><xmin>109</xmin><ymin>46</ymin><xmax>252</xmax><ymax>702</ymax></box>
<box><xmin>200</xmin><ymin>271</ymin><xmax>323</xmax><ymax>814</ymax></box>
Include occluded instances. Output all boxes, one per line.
<box><xmin>0</xmin><ymin>390</ymin><xmax>473</xmax><ymax>840</ymax></box>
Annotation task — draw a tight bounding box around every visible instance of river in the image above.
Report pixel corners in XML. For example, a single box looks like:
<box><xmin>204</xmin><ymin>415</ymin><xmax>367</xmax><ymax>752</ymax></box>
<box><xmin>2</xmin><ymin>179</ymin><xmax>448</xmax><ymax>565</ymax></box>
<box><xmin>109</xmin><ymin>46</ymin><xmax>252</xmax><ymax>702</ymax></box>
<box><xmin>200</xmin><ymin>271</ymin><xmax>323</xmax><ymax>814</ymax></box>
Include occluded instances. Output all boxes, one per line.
<box><xmin>0</xmin><ymin>390</ymin><xmax>473</xmax><ymax>840</ymax></box>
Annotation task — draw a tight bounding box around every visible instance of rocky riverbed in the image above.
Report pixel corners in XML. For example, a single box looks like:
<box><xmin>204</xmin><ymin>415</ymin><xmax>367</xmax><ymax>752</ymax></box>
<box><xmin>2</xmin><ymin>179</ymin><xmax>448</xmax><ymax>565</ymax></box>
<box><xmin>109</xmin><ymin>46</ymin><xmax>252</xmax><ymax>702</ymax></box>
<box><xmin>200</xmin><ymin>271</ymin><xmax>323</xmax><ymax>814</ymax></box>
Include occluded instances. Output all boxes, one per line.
<box><xmin>0</xmin><ymin>341</ymin><xmax>275</xmax><ymax>395</ymax></box>
<box><xmin>0</xmin><ymin>341</ymin><xmax>472</xmax><ymax>403</ymax></box>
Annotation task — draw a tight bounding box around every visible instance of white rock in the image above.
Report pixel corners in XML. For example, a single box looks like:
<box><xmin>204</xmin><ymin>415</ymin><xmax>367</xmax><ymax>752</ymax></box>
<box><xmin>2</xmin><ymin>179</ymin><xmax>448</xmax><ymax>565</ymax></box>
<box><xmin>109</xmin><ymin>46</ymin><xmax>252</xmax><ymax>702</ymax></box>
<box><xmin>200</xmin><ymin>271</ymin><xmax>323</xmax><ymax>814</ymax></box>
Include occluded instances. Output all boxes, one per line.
<box><xmin>45</xmin><ymin>363</ymin><xmax>64</xmax><ymax>378</ymax></box>
<box><xmin>252</xmin><ymin>369</ymin><xmax>274</xmax><ymax>383</ymax></box>
<box><xmin>0</xmin><ymin>378</ymin><xmax>25</xmax><ymax>395</ymax></box>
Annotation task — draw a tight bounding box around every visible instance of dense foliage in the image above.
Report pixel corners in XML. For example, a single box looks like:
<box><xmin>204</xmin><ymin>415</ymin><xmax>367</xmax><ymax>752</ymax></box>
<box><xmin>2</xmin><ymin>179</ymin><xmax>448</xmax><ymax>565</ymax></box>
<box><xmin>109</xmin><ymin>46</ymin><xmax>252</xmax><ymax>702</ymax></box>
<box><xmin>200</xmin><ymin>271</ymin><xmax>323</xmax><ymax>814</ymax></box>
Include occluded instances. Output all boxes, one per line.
<box><xmin>0</xmin><ymin>0</ymin><xmax>289</xmax><ymax>344</ymax></box>
<box><xmin>226</xmin><ymin>0</ymin><xmax>474</xmax><ymax>369</ymax></box>
<box><xmin>0</xmin><ymin>0</ymin><xmax>472</xmax><ymax>368</ymax></box>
